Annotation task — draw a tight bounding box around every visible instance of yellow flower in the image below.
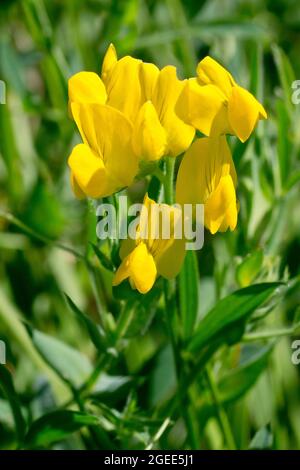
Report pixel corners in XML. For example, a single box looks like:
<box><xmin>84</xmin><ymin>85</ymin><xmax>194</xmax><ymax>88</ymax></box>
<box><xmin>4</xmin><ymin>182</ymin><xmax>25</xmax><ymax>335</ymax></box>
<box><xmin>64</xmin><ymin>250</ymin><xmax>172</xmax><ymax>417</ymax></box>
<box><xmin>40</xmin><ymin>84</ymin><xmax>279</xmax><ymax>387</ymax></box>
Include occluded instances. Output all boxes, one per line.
<box><xmin>176</xmin><ymin>56</ymin><xmax>267</xmax><ymax>142</ymax></box>
<box><xmin>135</xmin><ymin>64</ymin><xmax>195</xmax><ymax>160</ymax></box>
<box><xmin>68</xmin><ymin>44</ymin><xmax>141</xmax><ymax>198</ymax></box>
<box><xmin>101</xmin><ymin>44</ymin><xmax>195</xmax><ymax>160</ymax></box>
<box><xmin>176</xmin><ymin>136</ymin><xmax>238</xmax><ymax>234</ymax></box>
<box><xmin>68</xmin><ymin>44</ymin><xmax>195</xmax><ymax>199</ymax></box>
<box><xmin>68</xmin><ymin>102</ymin><xmax>138</xmax><ymax>198</ymax></box>
<box><xmin>113</xmin><ymin>194</ymin><xmax>186</xmax><ymax>294</ymax></box>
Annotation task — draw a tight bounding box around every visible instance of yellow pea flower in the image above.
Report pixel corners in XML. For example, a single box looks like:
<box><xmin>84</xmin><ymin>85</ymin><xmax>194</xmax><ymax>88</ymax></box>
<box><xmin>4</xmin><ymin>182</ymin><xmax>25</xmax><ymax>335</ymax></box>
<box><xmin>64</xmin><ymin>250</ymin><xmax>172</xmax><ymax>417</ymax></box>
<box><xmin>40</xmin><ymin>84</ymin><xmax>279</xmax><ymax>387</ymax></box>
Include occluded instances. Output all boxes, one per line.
<box><xmin>176</xmin><ymin>136</ymin><xmax>238</xmax><ymax>234</ymax></box>
<box><xmin>68</xmin><ymin>102</ymin><xmax>138</xmax><ymax>198</ymax></box>
<box><xmin>101</xmin><ymin>45</ymin><xmax>195</xmax><ymax>160</ymax></box>
<box><xmin>136</xmin><ymin>64</ymin><xmax>195</xmax><ymax>160</ymax></box>
<box><xmin>68</xmin><ymin>45</ymin><xmax>194</xmax><ymax>198</ymax></box>
<box><xmin>176</xmin><ymin>56</ymin><xmax>267</xmax><ymax>142</ymax></box>
<box><xmin>113</xmin><ymin>194</ymin><xmax>186</xmax><ymax>294</ymax></box>
<box><xmin>68</xmin><ymin>44</ymin><xmax>142</xmax><ymax>198</ymax></box>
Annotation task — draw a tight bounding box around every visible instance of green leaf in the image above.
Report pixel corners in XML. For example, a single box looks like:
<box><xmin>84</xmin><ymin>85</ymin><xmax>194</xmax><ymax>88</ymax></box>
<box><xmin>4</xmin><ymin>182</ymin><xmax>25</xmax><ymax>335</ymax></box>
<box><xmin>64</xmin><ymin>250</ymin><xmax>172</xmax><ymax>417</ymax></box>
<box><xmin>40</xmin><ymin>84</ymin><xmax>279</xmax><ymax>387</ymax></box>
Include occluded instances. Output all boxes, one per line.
<box><xmin>24</xmin><ymin>410</ymin><xmax>99</xmax><ymax>449</ymax></box>
<box><xmin>22</xmin><ymin>182</ymin><xmax>65</xmax><ymax>239</ymax></box>
<box><xmin>112</xmin><ymin>278</ymin><xmax>163</xmax><ymax>338</ymax></box>
<box><xmin>64</xmin><ymin>294</ymin><xmax>107</xmax><ymax>353</ymax></box>
<box><xmin>135</xmin><ymin>21</ymin><xmax>268</xmax><ymax>50</ymax></box>
<box><xmin>236</xmin><ymin>250</ymin><xmax>264</xmax><ymax>287</ymax></box>
<box><xmin>121</xmin><ymin>282</ymin><xmax>163</xmax><ymax>338</ymax></box>
<box><xmin>188</xmin><ymin>283</ymin><xmax>282</xmax><ymax>353</ymax></box>
<box><xmin>198</xmin><ymin>345</ymin><xmax>272</xmax><ymax>425</ymax></box>
<box><xmin>0</xmin><ymin>97</ymin><xmax>23</xmax><ymax>200</ymax></box>
<box><xmin>249</xmin><ymin>425</ymin><xmax>273</xmax><ymax>449</ymax></box>
<box><xmin>272</xmin><ymin>45</ymin><xmax>295</xmax><ymax>114</ymax></box>
<box><xmin>276</xmin><ymin>100</ymin><xmax>291</xmax><ymax>189</ymax></box>
<box><xmin>90</xmin><ymin>242</ymin><xmax>115</xmax><ymax>272</ymax></box>
<box><xmin>30</xmin><ymin>329</ymin><xmax>92</xmax><ymax>387</ymax></box>
<box><xmin>0</xmin><ymin>398</ymin><xmax>14</xmax><ymax>428</ymax></box>
<box><xmin>179</xmin><ymin>250</ymin><xmax>199</xmax><ymax>339</ymax></box>
<box><xmin>92</xmin><ymin>373</ymin><xmax>132</xmax><ymax>398</ymax></box>
<box><xmin>0</xmin><ymin>365</ymin><xmax>26</xmax><ymax>443</ymax></box>
<box><xmin>286</xmin><ymin>169</ymin><xmax>300</xmax><ymax>191</ymax></box>
<box><xmin>217</xmin><ymin>345</ymin><xmax>272</xmax><ymax>402</ymax></box>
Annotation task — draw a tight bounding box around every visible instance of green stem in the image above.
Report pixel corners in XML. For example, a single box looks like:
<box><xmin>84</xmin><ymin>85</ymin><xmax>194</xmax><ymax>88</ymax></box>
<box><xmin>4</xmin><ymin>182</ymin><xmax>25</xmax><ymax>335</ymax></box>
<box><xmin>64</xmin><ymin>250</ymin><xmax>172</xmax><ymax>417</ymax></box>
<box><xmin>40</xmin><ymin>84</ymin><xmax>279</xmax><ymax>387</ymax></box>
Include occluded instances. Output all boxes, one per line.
<box><xmin>0</xmin><ymin>210</ymin><xmax>85</xmax><ymax>260</ymax></box>
<box><xmin>242</xmin><ymin>325</ymin><xmax>300</xmax><ymax>342</ymax></box>
<box><xmin>164</xmin><ymin>157</ymin><xmax>175</xmax><ymax>205</ymax></box>
<box><xmin>205</xmin><ymin>366</ymin><xmax>236</xmax><ymax>450</ymax></box>
<box><xmin>115</xmin><ymin>300</ymin><xmax>136</xmax><ymax>342</ymax></box>
<box><xmin>164</xmin><ymin>282</ymin><xmax>197</xmax><ymax>448</ymax></box>
<box><xmin>162</xmin><ymin>159</ymin><xmax>199</xmax><ymax>448</ymax></box>
<box><xmin>79</xmin><ymin>302</ymin><xmax>136</xmax><ymax>397</ymax></box>
<box><xmin>146</xmin><ymin>417</ymin><xmax>171</xmax><ymax>450</ymax></box>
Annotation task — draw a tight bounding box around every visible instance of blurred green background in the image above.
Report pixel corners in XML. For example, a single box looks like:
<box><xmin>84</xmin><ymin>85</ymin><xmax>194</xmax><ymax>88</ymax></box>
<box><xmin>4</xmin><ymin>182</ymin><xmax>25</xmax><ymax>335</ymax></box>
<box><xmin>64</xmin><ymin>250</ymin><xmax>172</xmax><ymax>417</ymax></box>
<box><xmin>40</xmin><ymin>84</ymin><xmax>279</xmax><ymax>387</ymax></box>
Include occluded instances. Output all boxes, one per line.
<box><xmin>1</xmin><ymin>0</ymin><xmax>300</xmax><ymax>450</ymax></box>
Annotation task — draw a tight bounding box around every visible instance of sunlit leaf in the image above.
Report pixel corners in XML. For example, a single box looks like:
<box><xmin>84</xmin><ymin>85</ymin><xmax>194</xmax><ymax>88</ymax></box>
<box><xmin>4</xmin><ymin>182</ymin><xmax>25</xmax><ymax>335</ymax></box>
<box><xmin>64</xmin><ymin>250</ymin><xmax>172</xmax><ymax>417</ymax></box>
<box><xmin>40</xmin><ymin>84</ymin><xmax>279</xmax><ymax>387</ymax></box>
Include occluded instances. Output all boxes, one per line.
<box><xmin>188</xmin><ymin>283</ymin><xmax>282</xmax><ymax>353</ymax></box>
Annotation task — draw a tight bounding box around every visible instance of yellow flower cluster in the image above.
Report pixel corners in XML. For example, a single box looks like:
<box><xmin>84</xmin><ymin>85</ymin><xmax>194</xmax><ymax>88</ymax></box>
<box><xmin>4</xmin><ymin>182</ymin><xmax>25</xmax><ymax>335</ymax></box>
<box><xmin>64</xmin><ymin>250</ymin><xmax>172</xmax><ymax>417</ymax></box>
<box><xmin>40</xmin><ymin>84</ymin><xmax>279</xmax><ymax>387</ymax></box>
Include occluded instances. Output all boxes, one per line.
<box><xmin>68</xmin><ymin>44</ymin><xmax>267</xmax><ymax>293</ymax></box>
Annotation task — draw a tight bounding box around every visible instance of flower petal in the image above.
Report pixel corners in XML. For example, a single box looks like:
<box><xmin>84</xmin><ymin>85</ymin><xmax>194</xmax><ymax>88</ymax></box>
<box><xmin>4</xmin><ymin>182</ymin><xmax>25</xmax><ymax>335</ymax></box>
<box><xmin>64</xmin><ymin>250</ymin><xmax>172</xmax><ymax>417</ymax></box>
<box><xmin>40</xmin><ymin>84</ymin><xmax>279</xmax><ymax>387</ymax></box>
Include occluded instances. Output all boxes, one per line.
<box><xmin>119</xmin><ymin>238</ymin><xmax>136</xmax><ymax>259</ymax></box>
<box><xmin>101</xmin><ymin>43</ymin><xmax>118</xmax><ymax>84</ymax></box>
<box><xmin>68</xmin><ymin>72</ymin><xmax>107</xmax><ymax>106</ymax></box>
<box><xmin>70</xmin><ymin>173</ymin><xmax>85</xmax><ymax>199</ymax></box>
<box><xmin>71</xmin><ymin>103</ymin><xmax>138</xmax><ymax>188</ymax></box>
<box><xmin>132</xmin><ymin>101</ymin><xmax>167</xmax><ymax>161</ymax></box>
<box><xmin>176</xmin><ymin>79</ymin><xmax>228</xmax><ymax>136</ymax></box>
<box><xmin>204</xmin><ymin>174</ymin><xmax>238</xmax><ymax>234</ymax></box>
<box><xmin>176</xmin><ymin>136</ymin><xmax>237</xmax><ymax>233</ymax></box>
<box><xmin>68</xmin><ymin>143</ymin><xmax>115</xmax><ymax>198</ymax></box>
<box><xmin>156</xmin><ymin>238</ymin><xmax>186</xmax><ymax>279</ymax></box>
<box><xmin>113</xmin><ymin>243</ymin><xmax>157</xmax><ymax>294</ymax></box>
<box><xmin>176</xmin><ymin>137</ymin><xmax>229</xmax><ymax>205</ymax></box>
<box><xmin>140</xmin><ymin>62</ymin><xmax>160</xmax><ymax>102</ymax></box>
<box><xmin>196</xmin><ymin>56</ymin><xmax>235</xmax><ymax>98</ymax></box>
<box><xmin>228</xmin><ymin>85</ymin><xmax>267</xmax><ymax>142</ymax></box>
<box><xmin>105</xmin><ymin>56</ymin><xmax>142</xmax><ymax>122</ymax></box>
<box><xmin>152</xmin><ymin>66</ymin><xmax>195</xmax><ymax>157</ymax></box>
<box><xmin>71</xmin><ymin>102</ymin><xmax>100</xmax><ymax>153</ymax></box>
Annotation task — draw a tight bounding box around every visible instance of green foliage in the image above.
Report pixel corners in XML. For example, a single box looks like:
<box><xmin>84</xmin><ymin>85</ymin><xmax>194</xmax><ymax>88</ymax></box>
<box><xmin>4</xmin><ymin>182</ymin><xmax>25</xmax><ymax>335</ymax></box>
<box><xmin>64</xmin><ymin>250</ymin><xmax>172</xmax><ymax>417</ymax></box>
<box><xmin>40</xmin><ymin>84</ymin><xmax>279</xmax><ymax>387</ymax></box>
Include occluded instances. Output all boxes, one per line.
<box><xmin>0</xmin><ymin>0</ymin><xmax>300</xmax><ymax>451</ymax></box>
<box><xmin>0</xmin><ymin>365</ymin><xmax>26</xmax><ymax>444</ymax></box>
<box><xmin>188</xmin><ymin>283</ymin><xmax>282</xmax><ymax>353</ymax></box>
<box><xmin>24</xmin><ymin>410</ymin><xmax>100</xmax><ymax>449</ymax></box>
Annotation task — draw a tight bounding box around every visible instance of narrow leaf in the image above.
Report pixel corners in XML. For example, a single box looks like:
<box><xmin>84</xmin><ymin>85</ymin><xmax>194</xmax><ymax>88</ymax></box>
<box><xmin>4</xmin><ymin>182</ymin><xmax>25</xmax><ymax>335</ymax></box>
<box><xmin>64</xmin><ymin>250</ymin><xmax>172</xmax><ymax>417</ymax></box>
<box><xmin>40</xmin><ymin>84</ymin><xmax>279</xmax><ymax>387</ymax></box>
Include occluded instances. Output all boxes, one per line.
<box><xmin>0</xmin><ymin>365</ymin><xmax>26</xmax><ymax>443</ymax></box>
<box><xmin>64</xmin><ymin>294</ymin><xmax>107</xmax><ymax>353</ymax></box>
<box><xmin>30</xmin><ymin>329</ymin><xmax>92</xmax><ymax>387</ymax></box>
<box><xmin>188</xmin><ymin>283</ymin><xmax>282</xmax><ymax>353</ymax></box>
<box><xmin>24</xmin><ymin>410</ymin><xmax>99</xmax><ymax>449</ymax></box>
<box><xmin>179</xmin><ymin>250</ymin><xmax>199</xmax><ymax>339</ymax></box>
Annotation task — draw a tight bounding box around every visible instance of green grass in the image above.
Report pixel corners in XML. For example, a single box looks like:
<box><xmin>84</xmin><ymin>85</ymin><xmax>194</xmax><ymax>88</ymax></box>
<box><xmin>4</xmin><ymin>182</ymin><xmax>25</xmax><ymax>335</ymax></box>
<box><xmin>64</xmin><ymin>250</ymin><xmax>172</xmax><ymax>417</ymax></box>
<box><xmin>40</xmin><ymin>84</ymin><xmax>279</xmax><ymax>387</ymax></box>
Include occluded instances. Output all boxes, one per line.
<box><xmin>1</xmin><ymin>0</ymin><xmax>300</xmax><ymax>450</ymax></box>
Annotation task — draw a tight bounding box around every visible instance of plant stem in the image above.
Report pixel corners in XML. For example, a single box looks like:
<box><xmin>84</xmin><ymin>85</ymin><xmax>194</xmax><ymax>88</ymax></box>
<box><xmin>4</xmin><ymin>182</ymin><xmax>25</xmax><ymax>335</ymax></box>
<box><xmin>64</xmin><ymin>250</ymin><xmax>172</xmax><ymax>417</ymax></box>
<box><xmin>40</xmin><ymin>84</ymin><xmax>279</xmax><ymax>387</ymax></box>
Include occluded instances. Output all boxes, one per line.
<box><xmin>242</xmin><ymin>325</ymin><xmax>300</xmax><ymax>342</ymax></box>
<box><xmin>164</xmin><ymin>157</ymin><xmax>175</xmax><ymax>205</ymax></box>
<box><xmin>205</xmin><ymin>366</ymin><xmax>236</xmax><ymax>450</ymax></box>
<box><xmin>164</xmin><ymin>281</ymin><xmax>198</xmax><ymax>448</ymax></box>
<box><xmin>0</xmin><ymin>210</ymin><xmax>85</xmax><ymax>260</ymax></box>
<box><xmin>114</xmin><ymin>300</ymin><xmax>136</xmax><ymax>342</ymax></box>
<box><xmin>162</xmin><ymin>158</ymin><xmax>199</xmax><ymax>449</ymax></box>
<box><xmin>146</xmin><ymin>417</ymin><xmax>171</xmax><ymax>450</ymax></box>
<box><xmin>79</xmin><ymin>302</ymin><xmax>136</xmax><ymax>397</ymax></box>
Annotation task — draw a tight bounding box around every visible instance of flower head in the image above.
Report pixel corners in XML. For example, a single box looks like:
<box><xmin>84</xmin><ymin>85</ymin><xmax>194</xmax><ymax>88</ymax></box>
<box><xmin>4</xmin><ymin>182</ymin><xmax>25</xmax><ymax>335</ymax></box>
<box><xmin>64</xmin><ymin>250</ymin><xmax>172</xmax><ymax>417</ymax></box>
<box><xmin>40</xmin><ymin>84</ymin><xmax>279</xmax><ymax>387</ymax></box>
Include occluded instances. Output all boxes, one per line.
<box><xmin>113</xmin><ymin>194</ymin><xmax>186</xmax><ymax>294</ymax></box>
<box><xmin>101</xmin><ymin>45</ymin><xmax>195</xmax><ymax>160</ymax></box>
<box><xmin>68</xmin><ymin>102</ymin><xmax>138</xmax><ymax>198</ymax></box>
<box><xmin>176</xmin><ymin>136</ymin><xmax>238</xmax><ymax>234</ymax></box>
<box><xmin>68</xmin><ymin>44</ymin><xmax>195</xmax><ymax>199</ymax></box>
<box><xmin>176</xmin><ymin>56</ymin><xmax>267</xmax><ymax>142</ymax></box>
